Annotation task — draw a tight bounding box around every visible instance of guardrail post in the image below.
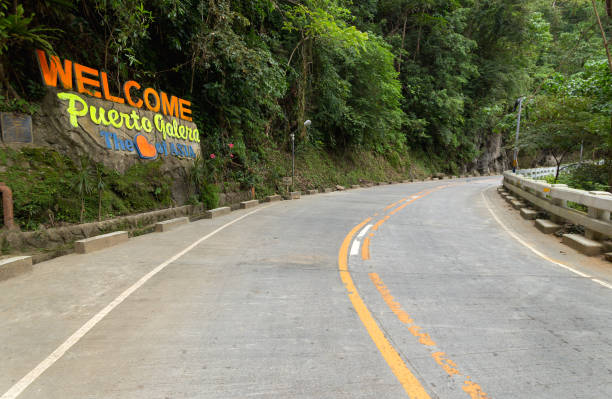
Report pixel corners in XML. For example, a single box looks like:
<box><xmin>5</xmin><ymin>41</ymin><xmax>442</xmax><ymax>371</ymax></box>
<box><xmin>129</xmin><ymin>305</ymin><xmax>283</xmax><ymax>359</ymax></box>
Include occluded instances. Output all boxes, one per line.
<box><xmin>586</xmin><ymin>191</ymin><xmax>612</xmax><ymax>240</ymax></box>
<box><xmin>549</xmin><ymin>184</ymin><xmax>569</xmax><ymax>224</ymax></box>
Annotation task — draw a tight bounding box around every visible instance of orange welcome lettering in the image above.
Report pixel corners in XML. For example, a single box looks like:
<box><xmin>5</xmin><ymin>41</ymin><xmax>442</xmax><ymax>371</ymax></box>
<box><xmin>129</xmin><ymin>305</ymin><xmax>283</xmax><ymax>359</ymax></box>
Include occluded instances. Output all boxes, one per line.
<box><xmin>35</xmin><ymin>49</ymin><xmax>72</xmax><ymax>90</ymax></box>
<box><xmin>100</xmin><ymin>72</ymin><xmax>124</xmax><ymax>104</ymax></box>
<box><xmin>35</xmin><ymin>49</ymin><xmax>193</xmax><ymax>121</ymax></box>
<box><xmin>179</xmin><ymin>98</ymin><xmax>192</xmax><ymax>122</ymax></box>
<box><xmin>123</xmin><ymin>80</ymin><xmax>143</xmax><ymax>108</ymax></box>
<box><xmin>74</xmin><ymin>63</ymin><xmax>101</xmax><ymax>98</ymax></box>
<box><xmin>161</xmin><ymin>92</ymin><xmax>179</xmax><ymax>118</ymax></box>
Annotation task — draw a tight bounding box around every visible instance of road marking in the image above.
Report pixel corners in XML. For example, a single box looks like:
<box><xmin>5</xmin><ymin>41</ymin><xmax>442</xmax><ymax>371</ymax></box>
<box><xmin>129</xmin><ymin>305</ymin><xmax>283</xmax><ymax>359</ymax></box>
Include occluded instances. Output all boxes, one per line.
<box><xmin>362</xmin><ymin>236</ymin><xmax>371</xmax><ymax>260</ymax></box>
<box><xmin>372</xmin><ymin>215</ymin><xmax>390</xmax><ymax>231</ymax></box>
<box><xmin>0</xmin><ymin>206</ymin><xmax>271</xmax><ymax>399</ymax></box>
<box><xmin>350</xmin><ymin>240</ymin><xmax>361</xmax><ymax>256</ymax></box>
<box><xmin>384</xmin><ymin>198</ymin><xmax>407</xmax><ymax>211</ymax></box>
<box><xmin>370</xmin><ymin>273</ymin><xmax>490</xmax><ymax>399</ymax></box>
<box><xmin>338</xmin><ymin>219</ymin><xmax>432</xmax><ymax>399</ymax></box>
<box><xmin>357</xmin><ymin>224</ymin><xmax>373</xmax><ymax>238</ymax></box>
<box><xmin>481</xmin><ymin>191</ymin><xmax>612</xmax><ymax>290</ymax></box>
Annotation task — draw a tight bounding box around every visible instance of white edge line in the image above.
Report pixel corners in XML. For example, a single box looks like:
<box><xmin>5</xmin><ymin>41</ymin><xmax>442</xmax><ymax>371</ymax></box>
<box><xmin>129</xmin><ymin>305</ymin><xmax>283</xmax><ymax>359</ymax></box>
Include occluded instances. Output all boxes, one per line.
<box><xmin>1</xmin><ymin>206</ymin><xmax>271</xmax><ymax>399</ymax></box>
<box><xmin>357</xmin><ymin>224</ymin><xmax>373</xmax><ymax>238</ymax></box>
<box><xmin>350</xmin><ymin>224</ymin><xmax>373</xmax><ymax>256</ymax></box>
<box><xmin>481</xmin><ymin>191</ymin><xmax>612</xmax><ymax>290</ymax></box>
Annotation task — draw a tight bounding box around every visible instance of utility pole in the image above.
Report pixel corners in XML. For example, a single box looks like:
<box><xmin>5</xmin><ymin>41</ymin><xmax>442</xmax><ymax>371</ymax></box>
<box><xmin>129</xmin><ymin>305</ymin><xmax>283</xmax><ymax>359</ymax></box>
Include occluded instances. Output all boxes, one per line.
<box><xmin>513</xmin><ymin>97</ymin><xmax>525</xmax><ymax>173</ymax></box>
<box><xmin>291</xmin><ymin>120</ymin><xmax>312</xmax><ymax>190</ymax></box>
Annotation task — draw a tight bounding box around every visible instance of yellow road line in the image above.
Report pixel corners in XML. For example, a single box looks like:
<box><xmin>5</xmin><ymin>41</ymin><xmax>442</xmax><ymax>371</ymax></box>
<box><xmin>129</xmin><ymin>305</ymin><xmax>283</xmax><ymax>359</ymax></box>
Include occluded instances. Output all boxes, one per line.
<box><xmin>338</xmin><ymin>219</ymin><xmax>432</xmax><ymax>399</ymax></box>
<box><xmin>370</xmin><ymin>273</ymin><xmax>490</xmax><ymax>399</ymax></box>
<box><xmin>361</xmin><ymin>236</ymin><xmax>371</xmax><ymax>260</ymax></box>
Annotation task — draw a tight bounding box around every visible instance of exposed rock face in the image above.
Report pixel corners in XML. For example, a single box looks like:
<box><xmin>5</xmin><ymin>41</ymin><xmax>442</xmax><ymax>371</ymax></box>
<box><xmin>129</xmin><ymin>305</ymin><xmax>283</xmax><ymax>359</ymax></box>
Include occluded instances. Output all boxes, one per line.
<box><xmin>27</xmin><ymin>90</ymin><xmax>202</xmax><ymax>203</ymax></box>
<box><xmin>466</xmin><ymin>132</ymin><xmax>509</xmax><ymax>175</ymax></box>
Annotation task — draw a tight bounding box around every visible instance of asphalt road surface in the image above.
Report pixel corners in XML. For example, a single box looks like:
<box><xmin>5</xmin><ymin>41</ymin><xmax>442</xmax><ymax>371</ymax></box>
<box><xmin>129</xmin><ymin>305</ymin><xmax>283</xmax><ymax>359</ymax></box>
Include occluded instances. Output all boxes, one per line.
<box><xmin>1</xmin><ymin>177</ymin><xmax>611</xmax><ymax>399</ymax></box>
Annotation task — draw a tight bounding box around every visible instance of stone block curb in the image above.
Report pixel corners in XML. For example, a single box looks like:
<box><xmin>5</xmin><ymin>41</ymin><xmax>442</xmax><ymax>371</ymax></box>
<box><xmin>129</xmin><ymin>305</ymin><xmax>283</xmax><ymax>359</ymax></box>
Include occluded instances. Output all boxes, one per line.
<box><xmin>264</xmin><ymin>195</ymin><xmax>281</xmax><ymax>202</ymax></box>
<box><xmin>154</xmin><ymin>217</ymin><xmax>189</xmax><ymax>232</ymax></box>
<box><xmin>240</xmin><ymin>200</ymin><xmax>259</xmax><ymax>209</ymax></box>
<box><xmin>306</xmin><ymin>189</ymin><xmax>318</xmax><ymax>195</ymax></box>
<box><xmin>562</xmin><ymin>234</ymin><xmax>603</xmax><ymax>256</ymax></box>
<box><xmin>0</xmin><ymin>256</ymin><xmax>32</xmax><ymax>281</ymax></box>
<box><xmin>75</xmin><ymin>231</ymin><xmax>129</xmax><ymax>254</ymax></box>
<box><xmin>535</xmin><ymin>219</ymin><xmax>562</xmax><ymax>234</ymax></box>
<box><xmin>205</xmin><ymin>207</ymin><xmax>231</xmax><ymax>218</ymax></box>
<box><xmin>520</xmin><ymin>208</ymin><xmax>538</xmax><ymax>220</ymax></box>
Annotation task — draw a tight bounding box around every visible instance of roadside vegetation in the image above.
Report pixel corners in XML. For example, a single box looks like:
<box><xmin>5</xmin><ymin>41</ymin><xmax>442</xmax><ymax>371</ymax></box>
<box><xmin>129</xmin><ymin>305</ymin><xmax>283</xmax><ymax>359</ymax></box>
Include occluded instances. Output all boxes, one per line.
<box><xmin>0</xmin><ymin>1</ymin><xmax>610</xmax><ymax>230</ymax></box>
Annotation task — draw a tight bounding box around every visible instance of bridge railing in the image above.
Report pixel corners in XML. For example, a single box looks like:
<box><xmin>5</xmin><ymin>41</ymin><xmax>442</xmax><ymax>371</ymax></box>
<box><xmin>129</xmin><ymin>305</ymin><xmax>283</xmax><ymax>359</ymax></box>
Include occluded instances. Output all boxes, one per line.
<box><xmin>503</xmin><ymin>171</ymin><xmax>612</xmax><ymax>240</ymax></box>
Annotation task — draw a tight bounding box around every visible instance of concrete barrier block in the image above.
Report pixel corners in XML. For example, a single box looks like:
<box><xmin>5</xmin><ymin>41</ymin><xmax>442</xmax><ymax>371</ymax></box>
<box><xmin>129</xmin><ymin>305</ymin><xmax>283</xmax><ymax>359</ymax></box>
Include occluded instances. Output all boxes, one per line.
<box><xmin>402</xmin><ymin>180</ymin><xmax>412</xmax><ymax>183</ymax></box>
<box><xmin>265</xmin><ymin>195</ymin><xmax>281</xmax><ymax>202</ymax></box>
<box><xmin>562</xmin><ymin>234</ymin><xmax>603</xmax><ymax>256</ymax></box>
<box><xmin>240</xmin><ymin>200</ymin><xmax>259</xmax><ymax>209</ymax></box>
<box><xmin>511</xmin><ymin>200</ymin><xmax>525</xmax><ymax>209</ymax></box>
<box><xmin>520</xmin><ymin>208</ymin><xmax>538</xmax><ymax>220</ymax></box>
<box><xmin>289</xmin><ymin>191</ymin><xmax>301</xmax><ymax>199</ymax></box>
<box><xmin>75</xmin><ymin>231</ymin><xmax>129</xmax><ymax>254</ymax></box>
<box><xmin>324</xmin><ymin>188</ymin><xmax>334</xmax><ymax>193</ymax></box>
<box><xmin>306</xmin><ymin>189</ymin><xmax>318</xmax><ymax>195</ymax></box>
<box><xmin>535</xmin><ymin>219</ymin><xmax>562</xmax><ymax>234</ymax></box>
<box><xmin>205</xmin><ymin>207</ymin><xmax>231</xmax><ymax>218</ymax></box>
<box><xmin>603</xmin><ymin>240</ymin><xmax>612</xmax><ymax>252</ymax></box>
<box><xmin>351</xmin><ymin>185</ymin><xmax>361</xmax><ymax>189</ymax></box>
<box><xmin>335</xmin><ymin>185</ymin><xmax>345</xmax><ymax>191</ymax></box>
<box><xmin>604</xmin><ymin>252</ymin><xmax>612</xmax><ymax>262</ymax></box>
<box><xmin>154</xmin><ymin>217</ymin><xmax>189</xmax><ymax>232</ymax></box>
<box><xmin>0</xmin><ymin>256</ymin><xmax>32</xmax><ymax>281</ymax></box>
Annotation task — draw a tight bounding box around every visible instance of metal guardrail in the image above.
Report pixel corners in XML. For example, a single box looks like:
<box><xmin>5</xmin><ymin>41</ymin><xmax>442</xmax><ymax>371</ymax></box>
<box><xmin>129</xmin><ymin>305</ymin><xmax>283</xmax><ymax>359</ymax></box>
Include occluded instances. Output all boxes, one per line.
<box><xmin>503</xmin><ymin>171</ymin><xmax>612</xmax><ymax>239</ymax></box>
<box><xmin>515</xmin><ymin>160</ymin><xmax>604</xmax><ymax>179</ymax></box>
<box><xmin>516</xmin><ymin>167</ymin><xmax>557</xmax><ymax>179</ymax></box>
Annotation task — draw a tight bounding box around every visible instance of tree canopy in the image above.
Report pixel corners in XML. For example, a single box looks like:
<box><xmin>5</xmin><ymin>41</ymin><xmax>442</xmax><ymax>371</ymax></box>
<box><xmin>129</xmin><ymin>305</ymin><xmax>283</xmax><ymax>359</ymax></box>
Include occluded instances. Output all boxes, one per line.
<box><xmin>1</xmin><ymin>0</ymin><xmax>611</xmax><ymax>176</ymax></box>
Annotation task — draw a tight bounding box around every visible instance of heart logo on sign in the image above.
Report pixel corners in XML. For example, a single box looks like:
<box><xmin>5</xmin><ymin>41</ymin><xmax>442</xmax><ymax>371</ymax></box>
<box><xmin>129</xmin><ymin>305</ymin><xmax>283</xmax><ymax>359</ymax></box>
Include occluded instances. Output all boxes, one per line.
<box><xmin>134</xmin><ymin>134</ymin><xmax>157</xmax><ymax>159</ymax></box>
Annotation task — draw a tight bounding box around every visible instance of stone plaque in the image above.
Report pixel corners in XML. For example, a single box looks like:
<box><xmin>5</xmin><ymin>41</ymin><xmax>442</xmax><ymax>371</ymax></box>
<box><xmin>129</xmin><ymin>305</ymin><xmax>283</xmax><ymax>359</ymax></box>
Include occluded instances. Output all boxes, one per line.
<box><xmin>1</xmin><ymin>112</ymin><xmax>32</xmax><ymax>143</ymax></box>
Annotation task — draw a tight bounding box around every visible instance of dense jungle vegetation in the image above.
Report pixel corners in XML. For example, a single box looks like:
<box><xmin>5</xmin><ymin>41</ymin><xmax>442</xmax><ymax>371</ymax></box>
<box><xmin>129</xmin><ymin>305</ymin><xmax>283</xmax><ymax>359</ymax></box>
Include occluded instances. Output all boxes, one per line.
<box><xmin>0</xmin><ymin>0</ymin><xmax>610</xmax><ymax>230</ymax></box>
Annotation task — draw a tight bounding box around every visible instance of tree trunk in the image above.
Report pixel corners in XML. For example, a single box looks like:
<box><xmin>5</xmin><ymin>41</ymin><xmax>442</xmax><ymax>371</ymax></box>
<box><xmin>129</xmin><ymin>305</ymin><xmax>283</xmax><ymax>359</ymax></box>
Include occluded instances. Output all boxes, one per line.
<box><xmin>397</xmin><ymin>13</ymin><xmax>408</xmax><ymax>72</ymax></box>
<box><xmin>98</xmin><ymin>190</ymin><xmax>102</xmax><ymax>222</ymax></box>
<box><xmin>80</xmin><ymin>197</ymin><xmax>85</xmax><ymax>224</ymax></box>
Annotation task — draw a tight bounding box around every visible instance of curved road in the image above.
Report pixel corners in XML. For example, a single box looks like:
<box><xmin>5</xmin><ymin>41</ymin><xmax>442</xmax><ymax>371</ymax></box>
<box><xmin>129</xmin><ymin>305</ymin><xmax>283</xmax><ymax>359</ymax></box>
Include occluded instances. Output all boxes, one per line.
<box><xmin>1</xmin><ymin>177</ymin><xmax>611</xmax><ymax>398</ymax></box>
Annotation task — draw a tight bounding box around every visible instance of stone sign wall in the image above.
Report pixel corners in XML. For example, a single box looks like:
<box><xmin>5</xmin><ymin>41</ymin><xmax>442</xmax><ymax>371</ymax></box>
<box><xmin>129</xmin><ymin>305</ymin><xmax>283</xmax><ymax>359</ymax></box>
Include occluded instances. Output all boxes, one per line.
<box><xmin>0</xmin><ymin>49</ymin><xmax>204</xmax><ymax>203</ymax></box>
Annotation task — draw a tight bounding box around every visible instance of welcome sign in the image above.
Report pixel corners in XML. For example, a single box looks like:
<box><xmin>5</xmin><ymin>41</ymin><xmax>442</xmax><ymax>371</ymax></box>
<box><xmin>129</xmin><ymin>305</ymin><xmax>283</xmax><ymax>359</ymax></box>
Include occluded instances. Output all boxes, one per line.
<box><xmin>35</xmin><ymin>49</ymin><xmax>200</xmax><ymax>160</ymax></box>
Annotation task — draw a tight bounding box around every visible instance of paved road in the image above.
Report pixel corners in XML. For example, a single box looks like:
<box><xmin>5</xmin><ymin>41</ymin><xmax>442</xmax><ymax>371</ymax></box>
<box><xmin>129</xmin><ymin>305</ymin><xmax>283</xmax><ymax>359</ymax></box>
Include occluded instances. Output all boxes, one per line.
<box><xmin>1</xmin><ymin>177</ymin><xmax>611</xmax><ymax>398</ymax></box>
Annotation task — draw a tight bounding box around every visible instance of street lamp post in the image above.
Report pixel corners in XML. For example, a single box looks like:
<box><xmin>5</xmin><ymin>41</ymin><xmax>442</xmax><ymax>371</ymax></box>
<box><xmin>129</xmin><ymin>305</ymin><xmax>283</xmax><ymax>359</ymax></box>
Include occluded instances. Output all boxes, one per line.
<box><xmin>513</xmin><ymin>97</ymin><xmax>525</xmax><ymax>173</ymax></box>
<box><xmin>291</xmin><ymin>120</ymin><xmax>311</xmax><ymax>189</ymax></box>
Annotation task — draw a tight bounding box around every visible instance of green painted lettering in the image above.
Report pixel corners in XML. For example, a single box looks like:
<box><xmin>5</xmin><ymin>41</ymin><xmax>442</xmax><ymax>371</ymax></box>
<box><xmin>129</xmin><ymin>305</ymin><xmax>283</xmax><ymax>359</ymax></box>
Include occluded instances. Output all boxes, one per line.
<box><xmin>57</xmin><ymin>92</ymin><xmax>88</xmax><ymax>127</ymax></box>
<box><xmin>141</xmin><ymin>116</ymin><xmax>153</xmax><ymax>133</ymax></box>
<box><xmin>107</xmin><ymin>109</ymin><xmax>122</xmax><ymax>128</ymax></box>
<box><xmin>90</xmin><ymin>105</ymin><xmax>109</xmax><ymax>126</ymax></box>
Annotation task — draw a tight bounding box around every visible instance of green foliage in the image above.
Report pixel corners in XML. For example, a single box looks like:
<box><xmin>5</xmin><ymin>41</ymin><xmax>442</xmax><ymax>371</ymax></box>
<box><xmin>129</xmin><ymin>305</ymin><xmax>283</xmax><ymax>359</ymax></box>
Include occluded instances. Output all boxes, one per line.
<box><xmin>0</xmin><ymin>148</ymin><xmax>173</xmax><ymax>230</ymax></box>
<box><xmin>1</xmin><ymin>0</ymin><xmax>610</xmax><ymax>225</ymax></box>
<box><xmin>0</xmin><ymin>0</ymin><xmax>56</xmax><ymax>55</ymax></box>
<box><xmin>543</xmin><ymin>163</ymin><xmax>609</xmax><ymax>191</ymax></box>
<box><xmin>200</xmin><ymin>183</ymin><xmax>219</xmax><ymax>210</ymax></box>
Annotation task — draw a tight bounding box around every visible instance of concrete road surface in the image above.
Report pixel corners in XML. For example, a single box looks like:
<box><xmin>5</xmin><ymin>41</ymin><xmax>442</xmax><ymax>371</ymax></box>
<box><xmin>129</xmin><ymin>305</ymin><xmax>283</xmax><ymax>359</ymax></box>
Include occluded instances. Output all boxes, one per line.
<box><xmin>1</xmin><ymin>177</ymin><xmax>611</xmax><ymax>398</ymax></box>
